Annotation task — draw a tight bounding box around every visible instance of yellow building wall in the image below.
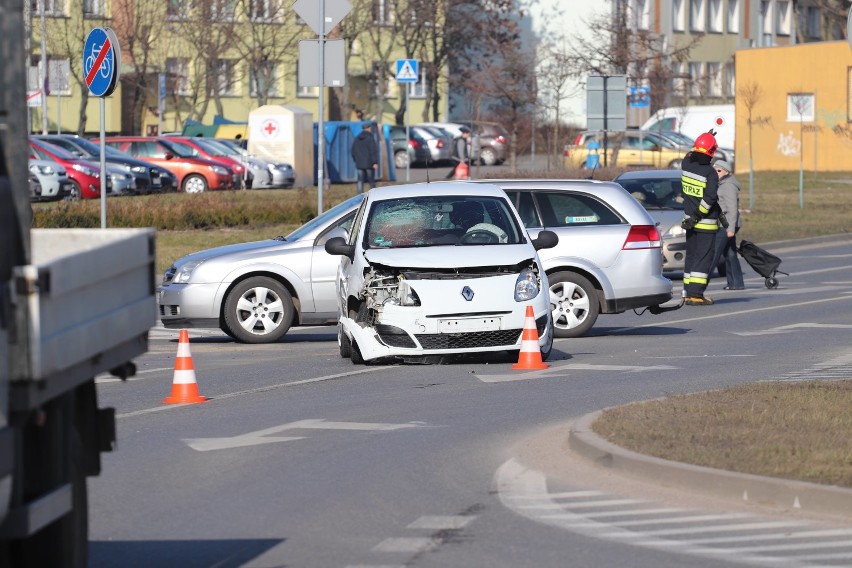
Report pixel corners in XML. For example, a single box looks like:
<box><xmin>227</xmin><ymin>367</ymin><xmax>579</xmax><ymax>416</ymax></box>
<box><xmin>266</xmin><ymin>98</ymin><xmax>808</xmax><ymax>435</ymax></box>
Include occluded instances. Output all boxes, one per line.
<box><xmin>735</xmin><ymin>41</ymin><xmax>852</xmax><ymax>172</ymax></box>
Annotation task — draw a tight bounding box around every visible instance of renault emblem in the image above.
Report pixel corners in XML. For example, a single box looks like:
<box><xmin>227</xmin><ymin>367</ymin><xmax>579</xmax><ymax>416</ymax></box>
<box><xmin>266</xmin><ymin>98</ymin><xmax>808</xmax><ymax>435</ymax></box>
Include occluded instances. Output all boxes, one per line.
<box><xmin>461</xmin><ymin>286</ymin><xmax>474</xmax><ymax>301</ymax></box>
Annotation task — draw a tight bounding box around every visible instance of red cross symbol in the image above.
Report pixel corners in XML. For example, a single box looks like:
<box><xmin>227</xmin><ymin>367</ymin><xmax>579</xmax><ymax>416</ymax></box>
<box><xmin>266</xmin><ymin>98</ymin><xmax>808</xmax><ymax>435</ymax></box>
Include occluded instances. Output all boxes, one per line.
<box><xmin>261</xmin><ymin>119</ymin><xmax>278</xmax><ymax>138</ymax></box>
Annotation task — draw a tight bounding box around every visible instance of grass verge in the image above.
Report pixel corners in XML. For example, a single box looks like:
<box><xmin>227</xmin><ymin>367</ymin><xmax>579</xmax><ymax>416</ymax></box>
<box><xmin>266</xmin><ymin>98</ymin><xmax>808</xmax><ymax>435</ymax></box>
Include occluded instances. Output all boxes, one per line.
<box><xmin>592</xmin><ymin>380</ymin><xmax>852</xmax><ymax>488</ymax></box>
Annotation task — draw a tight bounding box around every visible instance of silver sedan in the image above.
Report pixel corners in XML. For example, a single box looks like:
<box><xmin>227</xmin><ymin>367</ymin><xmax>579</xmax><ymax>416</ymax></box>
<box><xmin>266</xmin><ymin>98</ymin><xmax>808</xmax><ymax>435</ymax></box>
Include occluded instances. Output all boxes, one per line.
<box><xmin>158</xmin><ymin>195</ymin><xmax>363</xmax><ymax>343</ymax></box>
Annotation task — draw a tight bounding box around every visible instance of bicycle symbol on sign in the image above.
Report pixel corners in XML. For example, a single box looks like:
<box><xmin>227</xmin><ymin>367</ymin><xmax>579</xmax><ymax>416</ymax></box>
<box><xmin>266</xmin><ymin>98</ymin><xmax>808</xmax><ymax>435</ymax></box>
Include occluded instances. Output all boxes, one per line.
<box><xmin>84</xmin><ymin>43</ymin><xmax>112</xmax><ymax>79</ymax></box>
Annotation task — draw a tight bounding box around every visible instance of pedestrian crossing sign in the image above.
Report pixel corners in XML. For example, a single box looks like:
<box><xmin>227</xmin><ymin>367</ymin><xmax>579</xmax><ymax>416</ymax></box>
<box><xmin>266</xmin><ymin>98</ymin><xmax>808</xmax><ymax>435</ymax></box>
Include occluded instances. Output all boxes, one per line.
<box><xmin>396</xmin><ymin>59</ymin><xmax>419</xmax><ymax>83</ymax></box>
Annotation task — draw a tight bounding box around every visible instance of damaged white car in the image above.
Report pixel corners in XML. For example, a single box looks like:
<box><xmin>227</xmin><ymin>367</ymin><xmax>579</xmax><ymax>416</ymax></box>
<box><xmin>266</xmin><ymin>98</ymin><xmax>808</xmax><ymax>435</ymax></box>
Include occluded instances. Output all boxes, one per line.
<box><xmin>324</xmin><ymin>182</ymin><xmax>558</xmax><ymax>364</ymax></box>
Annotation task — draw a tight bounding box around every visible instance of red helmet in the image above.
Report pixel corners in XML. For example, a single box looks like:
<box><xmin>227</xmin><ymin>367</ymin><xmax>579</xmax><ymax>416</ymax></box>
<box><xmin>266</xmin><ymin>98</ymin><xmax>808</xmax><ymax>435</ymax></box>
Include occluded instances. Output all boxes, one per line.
<box><xmin>692</xmin><ymin>132</ymin><xmax>718</xmax><ymax>157</ymax></box>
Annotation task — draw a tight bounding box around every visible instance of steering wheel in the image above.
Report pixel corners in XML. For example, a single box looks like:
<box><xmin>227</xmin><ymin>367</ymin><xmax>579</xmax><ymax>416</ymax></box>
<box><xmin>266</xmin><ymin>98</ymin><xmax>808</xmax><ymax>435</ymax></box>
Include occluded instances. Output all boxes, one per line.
<box><xmin>460</xmin><ymin>230</ymin><xmax>500</xmax><ymax>244</ymax></box>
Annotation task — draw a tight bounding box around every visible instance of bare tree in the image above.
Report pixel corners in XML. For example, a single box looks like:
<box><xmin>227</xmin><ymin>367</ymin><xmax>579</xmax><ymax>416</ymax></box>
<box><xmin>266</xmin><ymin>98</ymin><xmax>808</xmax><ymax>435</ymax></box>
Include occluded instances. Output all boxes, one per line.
<box><xmin>738</xmin><ymin>80</ymin><xmax>763</xmax><ymax>210</ymax></box>
<box><xmin>792</xmin><ymin>0</ymin><xmax>850</xmax><ymax>43</ymax></box>
<box><xmin>537</xmin><ymin>39</ymin><xmax>582</xmax><ymax>168</ymax></box>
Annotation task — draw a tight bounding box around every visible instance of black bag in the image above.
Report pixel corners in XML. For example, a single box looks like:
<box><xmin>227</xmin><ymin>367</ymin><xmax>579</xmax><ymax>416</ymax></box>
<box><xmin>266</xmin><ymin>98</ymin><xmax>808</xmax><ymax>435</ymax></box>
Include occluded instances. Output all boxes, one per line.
<box><xmin>737</xmin><ymin>240</ymin><xmax>788</xmax><ymax>289</ymax></box>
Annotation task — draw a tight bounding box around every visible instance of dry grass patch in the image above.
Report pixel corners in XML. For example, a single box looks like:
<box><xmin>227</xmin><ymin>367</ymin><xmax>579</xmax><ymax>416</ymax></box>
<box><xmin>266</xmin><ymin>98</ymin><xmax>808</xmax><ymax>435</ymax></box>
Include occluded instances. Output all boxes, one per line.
<box><xmin>592</xmin><ymin>380</ymin><xmax>852</xmax><ymax>488</ymax></box>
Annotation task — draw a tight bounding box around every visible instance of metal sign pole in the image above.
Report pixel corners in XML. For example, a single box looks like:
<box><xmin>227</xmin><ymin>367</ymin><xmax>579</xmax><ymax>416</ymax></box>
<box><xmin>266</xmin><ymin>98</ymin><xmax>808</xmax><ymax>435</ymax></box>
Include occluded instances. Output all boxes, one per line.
<box><xmin>405</xmin><ymin>86</ymin><xmax>410</xmax><ymax>182</ymax></box>
<box><xmin>99</xmin><ymin>97</ymin><xmax>106</xmax><ymax>229</ymax></box>
<box><xmin>317</xmin><ymin>0</ymin><xmax>325</xmax><ymax>215</ymax></box>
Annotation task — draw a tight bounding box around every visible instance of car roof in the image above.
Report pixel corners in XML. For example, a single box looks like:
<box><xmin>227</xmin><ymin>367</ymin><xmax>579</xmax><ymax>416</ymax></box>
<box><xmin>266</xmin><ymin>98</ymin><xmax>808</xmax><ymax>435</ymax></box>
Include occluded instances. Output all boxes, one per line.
<box><xmin>368</xmin><ymin>181</ymin><xmax>506</xmax><ymax>200</ymax></box>
<box><xmin>613</xmin><ymin>169</ymin><xmax>682</xmax><ymax>180</ymax></box>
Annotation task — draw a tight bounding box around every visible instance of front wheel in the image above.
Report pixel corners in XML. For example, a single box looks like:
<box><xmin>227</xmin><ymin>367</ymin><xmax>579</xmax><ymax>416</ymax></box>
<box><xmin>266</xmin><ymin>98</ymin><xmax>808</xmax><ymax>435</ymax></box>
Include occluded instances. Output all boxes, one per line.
<box><xmin>479</xmin><ymin>147</ymin><xmax>497</xmax><ymax>166</ymax></box>
<box><xmin>338</xmin><ymin>325</ymin><xmax>351</xmax><ymax>358</ymax></box>
<box><xmin>182</xmin><ymin>174</ymin><xmax>208</xmax><ymax>194</ymax></box>
<box><xmin>549</xmin><ymin>272</ymin><xmax>599</xmax><ymax>338</ymax></box>
<box><xmin>65</xmin><ymin>180</ymin><xmax>82</xmax><ymax>201</ymax></box>
<box><xmin>394</xmin><ymin>150</ymin><xmax>410</xmax><ymax>169</ymax></box>
<box><xmin>223</xmin><ymin>276</ymin><xmax>294</xmax><ymax>343</ymax></box>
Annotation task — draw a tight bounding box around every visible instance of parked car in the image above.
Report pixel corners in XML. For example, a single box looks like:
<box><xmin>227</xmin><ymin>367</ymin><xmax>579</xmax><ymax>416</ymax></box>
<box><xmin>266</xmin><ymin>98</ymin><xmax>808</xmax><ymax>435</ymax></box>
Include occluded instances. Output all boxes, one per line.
<box><xmin>103</xmin><ymin>136</ymin><xmax>235</xmax><ymax>193</ymax></box>
<box><xmin>388</xmin><ymin>126</ymin><xmax>432</xmax><ymax>169</ymax></box>
<box><xmin>563</xmin><ymin>130</ymin><xmax>685</xmax><ymax>170</ymax></box>
<box><xmin>613</xmin><ymin>169</ymin><xmax>687</xmax><ymax>272</ymax></box>
<box><xmin>481</xmin><ymin>179</ymin><xmax>675</xmax><ymax>338</ymax></box>
<box><xmin>211</xmin><ymin>138</ymin><xmax>295</xmax><ymax>189</ymax></box>
<box><xmin>165</xmin><ymin>137</ymin><xmax>248</xmax><ymax>189</ymax></box>
<box><xmin>28</xmin><ymin>159</ymin><xmax>73</xmax><ymax>201</ymax></box>
<box><xmin>324</xmin><ymin>182</ymin><xmax>557</xmax><ymax>363</ymax></box>
<box><xmin>158</xmin><ymin>195</ymin><xmax>364</xmax><ymax>343</ymax></box>
<box><xmin>469</xmin><ymin>121</ymin><xmax>509</xmax><ymax>166</ymax></box>
<box><xmin>35</xmin><ymin>134</ymin><xmax>164</xmax><ymax>194</ymax></box>
<box><xmin>28</xmin><ymin>138</ymin><xmax>109</xmax><ymax>200</ymax></box>
<box><xmin>412</xmin><ymin>125</ymin><xmax>453</xmax><ymax>164</ymax></box>
<box><xmin>28</xmin><ymin>171</ymin><xmax>42</xmax><ymax>201</ymax></box>
<box><xmin>653</xmin><ymin>130</ymin><xmax>735</xmax><ymax>166</ymax></box>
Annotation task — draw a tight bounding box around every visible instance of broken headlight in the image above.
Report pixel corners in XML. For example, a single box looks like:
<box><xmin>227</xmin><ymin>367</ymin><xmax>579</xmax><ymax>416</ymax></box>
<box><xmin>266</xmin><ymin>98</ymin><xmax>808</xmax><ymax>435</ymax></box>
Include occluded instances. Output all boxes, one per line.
<box><xmin>514</xmin><ymin>267</ymin><xmax>540</xmax><ymax>301</ymax></box>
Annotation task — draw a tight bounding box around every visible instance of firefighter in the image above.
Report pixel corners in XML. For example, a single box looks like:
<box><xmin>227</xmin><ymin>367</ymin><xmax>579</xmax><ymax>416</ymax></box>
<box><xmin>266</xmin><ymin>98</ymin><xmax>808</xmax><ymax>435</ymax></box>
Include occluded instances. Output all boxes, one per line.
<box><xmin>680</xmin><ymin>130</ymin><xmax>721</xmax><ymax>306</ymax></box>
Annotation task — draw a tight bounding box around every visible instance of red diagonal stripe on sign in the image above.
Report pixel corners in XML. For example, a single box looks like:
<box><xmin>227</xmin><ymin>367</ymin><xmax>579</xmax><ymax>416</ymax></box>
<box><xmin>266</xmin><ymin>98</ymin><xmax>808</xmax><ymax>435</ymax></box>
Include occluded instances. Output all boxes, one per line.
<box><xmin>85</xmin><ymin>37</ymin><xmax>112</xmax><ymax>87</ymax></box>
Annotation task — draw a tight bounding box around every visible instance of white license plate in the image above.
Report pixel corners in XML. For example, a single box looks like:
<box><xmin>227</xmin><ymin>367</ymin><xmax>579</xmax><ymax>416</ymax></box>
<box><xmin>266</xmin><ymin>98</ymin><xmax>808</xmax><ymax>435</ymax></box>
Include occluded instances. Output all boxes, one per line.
<box><xmin>439</xmin><ymin>317</ymin><xmax>501</xmax><ymax>333</ymax></box>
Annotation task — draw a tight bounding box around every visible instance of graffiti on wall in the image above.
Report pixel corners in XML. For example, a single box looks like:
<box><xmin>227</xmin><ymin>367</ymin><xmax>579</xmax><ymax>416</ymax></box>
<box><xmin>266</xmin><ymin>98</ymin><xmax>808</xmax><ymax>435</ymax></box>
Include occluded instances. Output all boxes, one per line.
<box><xmin>748</xmin><ymin>116</ymin><xmax>773</xmax><ymax>128</ymax></box>
<box><xmin>777</xmin><ymin>131</ymin><xmax>801</xmax><ymax>157</ymax></box>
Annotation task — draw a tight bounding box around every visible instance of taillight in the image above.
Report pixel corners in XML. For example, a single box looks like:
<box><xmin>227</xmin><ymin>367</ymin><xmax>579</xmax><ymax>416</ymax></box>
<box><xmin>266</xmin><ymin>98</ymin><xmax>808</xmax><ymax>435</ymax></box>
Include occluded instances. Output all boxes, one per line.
<box><xmin>495</xmin><ymin>135</ymin><xmax>506</xmax><ymax>144</ymax></box>
<box><xmin>622</xmin><ymin>225</ymin><xmax>661</xmax><ymax>250</ymax></box>
<box><xmin>408</xmin><ymin>140</ymin><xmax>420</xmax><ymax>149</ymax></box>
<box><xmin>573</xmin><ymin>134</ymin><xmax>583</xmax><ymax>145</ymax></box>
<box><xmin>436</xmin><ymin>139</ymin><xmax>444</xmax><ymax>148</ymax></box>
<box><xmin>563</xmin><ymin>146</ymin><xmax>571</xmax><ymax>157</ymax></box>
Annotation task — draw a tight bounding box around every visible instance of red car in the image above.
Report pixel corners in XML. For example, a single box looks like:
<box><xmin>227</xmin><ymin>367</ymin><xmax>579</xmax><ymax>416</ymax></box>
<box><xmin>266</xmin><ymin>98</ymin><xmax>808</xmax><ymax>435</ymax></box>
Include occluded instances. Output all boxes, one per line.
<box><xmin>165</xmin><ymin>137</ymin><xmax>248</xmax><ymax>188</ymax></box>
<box><xmin>28</xmin><ymin>138</ymin><xmax>110</xmax><ymax>200</ymax></box>
<box><xmin>103</xmin><ymin>136</ymin><xmax>235</xmax><ymax>193</ymax></box>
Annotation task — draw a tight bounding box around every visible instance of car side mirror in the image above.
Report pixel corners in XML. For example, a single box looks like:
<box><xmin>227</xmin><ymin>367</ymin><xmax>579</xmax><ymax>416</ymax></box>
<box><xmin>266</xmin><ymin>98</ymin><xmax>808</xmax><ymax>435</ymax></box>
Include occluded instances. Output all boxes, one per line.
<box><xmin>318</xmin><ymin>226</ymin><xmax>349</xmax><ymax>247</ymax></box>
<box><xmin>164</xmin><ymin>152</ymin><xmax>174</xmax><ymax>160</ymax></box>
<box><xmin>324</xmin><ymin>236</ymin><xmax>354</xmax><ymax>260</ymax></box>
<box><xmin>532</xmin><ymin>230</ymin><xmax>558</xmax><ymax>251</ymax></box>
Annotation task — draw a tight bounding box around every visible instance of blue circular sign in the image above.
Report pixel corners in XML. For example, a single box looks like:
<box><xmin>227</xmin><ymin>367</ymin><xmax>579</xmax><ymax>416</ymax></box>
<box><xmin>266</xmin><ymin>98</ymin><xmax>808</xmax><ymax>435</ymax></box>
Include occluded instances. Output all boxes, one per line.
<box><xmin>83</xmin><ymin>28</ymin><xmax>120</xmax><ymax>97</ymax></box>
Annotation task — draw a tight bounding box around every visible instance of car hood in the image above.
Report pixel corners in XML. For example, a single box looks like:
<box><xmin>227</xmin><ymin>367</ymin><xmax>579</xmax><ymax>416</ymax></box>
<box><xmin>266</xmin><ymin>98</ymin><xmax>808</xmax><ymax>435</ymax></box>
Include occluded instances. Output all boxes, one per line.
<box><xmin>175</xmin><ymin>238</ymin><xmax>298</xmax><ymax>268</ymax></box>
<box><xmin>363</xmin><ymin>245</ymin><xmax>534</xmax><ymax>269</ymax></box>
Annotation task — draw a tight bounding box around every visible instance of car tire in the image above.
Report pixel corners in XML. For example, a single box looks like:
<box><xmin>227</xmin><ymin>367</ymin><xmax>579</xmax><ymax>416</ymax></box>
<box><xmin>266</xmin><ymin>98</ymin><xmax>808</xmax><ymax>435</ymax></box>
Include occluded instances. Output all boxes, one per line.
<box><xmin>350</xmin><ymin>340</ymin><xmax>365</xmax><ymax>365</ymax></box>
<box><xmin>339</xmin><ymin>325</ymin><xmax>351</xmax><ymax>358</ymax></box>
<box><xmin>540</xmin><ymin>322</ymin><xmax>554</xmax><ymax>362</ymax></box>
<box><xmin>394</xmin><ymin>150</ymin><xmax>410</xmax><ymax>169</ymax></box>
<box><xmin>223</xmin><ymin>276</ymin><xmax>294</xmax><ymax>344</ymax></box>
<box><xmin>182</xmin><ymin>174</ymin><xmax>208</xmax><ymax>194</ymax></box>
<box><xmin>479</xmin><ymin>147</ymin><xmax>497</xmax><ymax>166</ymax></box>
<box><xmin>65</xmin><ymin>180</ymin><xmax>82</xmax><ymax>201</ymax></box>
<box><xmin>668</xmin><ymin>159</ymin><xmax>683</xmax><ymax>169</ymax></box>
<box><xmin>549</xmin><ymin>271</ymin><xmax>599</xmax><ymax>338</ymax></box>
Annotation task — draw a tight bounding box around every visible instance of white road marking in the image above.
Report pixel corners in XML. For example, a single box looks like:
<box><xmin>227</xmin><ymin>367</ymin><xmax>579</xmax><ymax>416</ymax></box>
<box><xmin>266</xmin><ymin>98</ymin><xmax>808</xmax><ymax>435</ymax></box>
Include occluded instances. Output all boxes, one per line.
<box><xmin>476</xmin><ymin>363</ymin><xmax>677</xmax><ymax>382</ymax></box>
<box><xmin>518</xmin><ymin>499</ymin><xmax>649</xmax><ymax>510</ymax></box>
<box><xmin>507</xmin><ymin>490</ymin><xmax>606</xmax><ymax>499</ymax></box>
<box><xmin>183</xmin><ymin>419</ymin><xmax>421</xmax><ymax>451</ymax></box>
<box><xmin>406</xmin><ymin>516</ymin><xmax>475</xmax><ymax>530</ymax></box>
<box><xmin>495</xmin><ymin>458</ymin><xmax>852</xmax><ymax>567</ymax></box>
<box><xmin>116</xmin><ymin>366</ymin><xmax>389</xmax><ymax>419</ymax></box>
<box><xmin>734</xmin><ymin>322</ymin><xmax>852</xmax><ymax>336</ymax></box>
<box><xmin>372</xmin><ymin>537</ymin><xmax>440</xmax><ymax>553</ymax></box>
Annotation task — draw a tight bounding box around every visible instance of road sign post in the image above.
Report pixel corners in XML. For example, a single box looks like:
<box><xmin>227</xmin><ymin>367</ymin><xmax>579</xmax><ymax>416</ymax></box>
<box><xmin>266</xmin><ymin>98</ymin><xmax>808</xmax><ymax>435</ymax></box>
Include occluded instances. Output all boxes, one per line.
<box><xmin>294</xmin><ymin>0</ymin><xmax>352</xmax><ymax>215</ymax></box>
<box><xmin>396</xmin><ymin>59</ymin><xmax>418</xmax><ymax>182</ymax></box>
<box><xmin>586</xmin><ymin>75</ymin><xmax>626</xmax><ymax>167</ymax></box>
<box><xmin>83</xmin><ymin>27</ymin><xmax>120</xmax><ymax>229</ymax></box>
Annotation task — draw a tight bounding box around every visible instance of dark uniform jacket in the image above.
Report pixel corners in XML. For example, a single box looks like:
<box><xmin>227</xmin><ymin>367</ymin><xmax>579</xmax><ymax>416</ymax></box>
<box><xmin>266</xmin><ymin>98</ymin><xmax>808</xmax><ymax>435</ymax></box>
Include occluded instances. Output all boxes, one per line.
<box><xmin>351</xmin><ymin>130</ymin><xmax>378</xmax><ymax>169</ymax></box>
<box><xmin>680</xmin><ymin>152</ymin><xmax>720</xmax><ymax>233</ymax></box>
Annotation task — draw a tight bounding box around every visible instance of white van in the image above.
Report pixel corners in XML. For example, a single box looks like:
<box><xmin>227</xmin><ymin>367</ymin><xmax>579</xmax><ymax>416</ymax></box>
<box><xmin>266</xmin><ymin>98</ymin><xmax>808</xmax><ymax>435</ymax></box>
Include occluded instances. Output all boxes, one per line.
<box><xmin>642</xmin><ymin>104</ymin><xmax>734</xmax><ymax>150</ymax></box>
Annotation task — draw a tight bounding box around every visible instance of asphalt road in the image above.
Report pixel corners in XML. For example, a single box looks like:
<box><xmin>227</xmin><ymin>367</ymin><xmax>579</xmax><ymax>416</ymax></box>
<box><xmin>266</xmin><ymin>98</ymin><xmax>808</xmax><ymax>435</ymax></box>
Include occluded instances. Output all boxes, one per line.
<box><xmin>88</xmin><ymin>236</ymin><xmax>852</xmax><ymax>568</ymax></box>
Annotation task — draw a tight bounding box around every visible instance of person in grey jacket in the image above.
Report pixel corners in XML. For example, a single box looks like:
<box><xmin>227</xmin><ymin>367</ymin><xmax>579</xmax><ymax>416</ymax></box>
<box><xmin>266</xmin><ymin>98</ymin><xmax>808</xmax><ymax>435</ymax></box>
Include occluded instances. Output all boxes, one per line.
<box><xmin>351</xmin><ymin>123</ymin><xmax>378</xmax><ymax>194</ymax></box>
<box><xmin>710</xmin><ymin>159</ymin><xmax>745</xmax><ymax>289</ymax></box>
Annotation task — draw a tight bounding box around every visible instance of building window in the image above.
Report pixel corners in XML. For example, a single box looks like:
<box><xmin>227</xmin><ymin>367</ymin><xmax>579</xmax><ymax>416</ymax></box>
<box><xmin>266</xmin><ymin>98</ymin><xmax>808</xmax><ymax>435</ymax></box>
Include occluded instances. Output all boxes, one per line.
<box><xmin>212</xmin><ymin>0</ymin><xmax>236</xmax><ymax>20</ymax></box>
<box><xmin>249</xmin><ymin>62</ymin><xmax>281</xmax><ymax>97</ymax></box>
<box><xmin>213</xmin><ymin>59</ymin><xmax>237</xmax><ymax>96</ymax></box>
<box><xmin>167</xmin><ymin>0</ymin><xmax>190</xmax><ymax>19</ymax></box>
<box><xmin>707</xmin><ymin>0</ymin><xmax>722</xmax><ymax>32</ymax></box>
<box><xmin>166</xmin><ymin>58</ymin><xmax>190</xmax><ymax>96</ymax></box>
<box><xmin>83</xmin><ymin>0</ymin><xmax>104</xmax><ymax>16</ymax></box>
<box><xmin>688</xmin><ymin>61</ymin><xmax>703</xmax><ymax>97</ymax></box>
<box><xmin>634</xmin><ymin>0</ymin><xmax>650</xmax><ymax>30</ymax></box>
<box><xmin>706</xmin><ymin>62</ymin><xmax>721</xmax><ymax>96</ymax></box>
<box><xmin>806</xmin><ymin>7</ymin><xmax>820</xmax><ymax>39</ymax></box>
<box><xmin>761</xmin><ymin>1</ymin><xmax>772</xmax><ymax>34</ymax></box>
<box><xmin>776</xmin><ymin>1</ymin><xmax>791</xmax><ymax>36</ymax></box>
<box><xmin>297</xmin><ymin>84</ymin><xmax>318</xmax><ymax>98</ymax></box>
<box><xmin>372</xmin><ymin>0</ymin><xmax>393</xmax><ymax>25</ymax></box>
<box><xmin>672</xmin><ymin>61</ymin><xmax>687</xmax><ymax>95</ymax></box>
<box><xmin>672</xmin><ymin>0</ymin><xmax>685</xmax><ymax>31</ymax></box>
<box><xmin>689</xmin><ymin>0</ymin><xmax>705</xmax><ymax>32</ymax></box>
<box><xmin>723</xmin><ymin>62</ymin><xmax>735</xmax><ymax>97</ymax></box>
<box><xmin>787</xmin><ymin>93</ymin><xmax>814</xmax><ymax>122</ymax></box>
<box><xmin>250</xmin><ymin>0</ymin><xmax>280</xmax><ymax>22</ymax></box>
<box><xmin>726</xmin><ymin>0</ymin><xmax>739</xmax><ymax>33</ymax></box>
<box><xmin>408</xmin><ymin>71</ymin><xmax>429</xmax><ymax>99</ymax></box>
<box><xmin>33</xmin><ymin>0</ymin><xmax>64</xmax><ymax>16</ymax></box>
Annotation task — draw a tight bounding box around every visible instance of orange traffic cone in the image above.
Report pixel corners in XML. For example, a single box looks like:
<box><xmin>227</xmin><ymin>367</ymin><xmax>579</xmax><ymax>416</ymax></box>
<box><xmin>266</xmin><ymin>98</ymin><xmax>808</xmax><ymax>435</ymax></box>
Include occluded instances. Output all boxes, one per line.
<box><xmin>454</xmin><ymin>161</ymin><xmax>470</xmax><ymax>180</ymax></box>
<box><xmin>163</xmin><ymin>329</ymin><xmax>207</xmax><ymax>404</ymax></box>
<box><xmin>512</xmin><ymin>305</ymin><xmax>548</xmax><ymax>370</ymax></box>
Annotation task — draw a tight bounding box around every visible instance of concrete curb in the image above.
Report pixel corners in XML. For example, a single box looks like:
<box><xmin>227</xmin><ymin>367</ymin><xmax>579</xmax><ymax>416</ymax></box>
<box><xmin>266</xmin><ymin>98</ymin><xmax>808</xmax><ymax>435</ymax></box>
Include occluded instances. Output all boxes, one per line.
<box><xmin>569</xmin><ymin>410</ymin><xmax>852</xmax><ymax>519</ymax></box>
